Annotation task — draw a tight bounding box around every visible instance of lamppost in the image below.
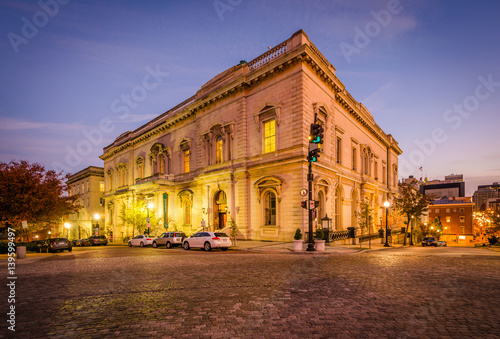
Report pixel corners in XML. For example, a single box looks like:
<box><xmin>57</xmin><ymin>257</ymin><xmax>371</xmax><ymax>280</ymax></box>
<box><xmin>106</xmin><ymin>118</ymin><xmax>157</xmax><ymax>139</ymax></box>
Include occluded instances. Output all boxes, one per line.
<box><xmin>94</xmin><ymin>213</ymin><xmax>100</xmax><ymax>235</ymax></box>
<box><xmin>64</xmin><ymin>222</ymin><xmax>71</xmax><ymax>239</ymax></box>
<box><xmin>147</xmin><ymin>202</ymin><xmax>154</xmax><ymax>235</ymax></box>
<box><xmin>383</xmin><ymin>200</ymin><xmax>390</xmax><ymax>247</ymax></box>
<box><xmin>410</xmin><ymin>215</ymin><xmax>415</xmax><ymax>246</ymax></box>
<box><xmin>321</xmin><ymin>214</ymin><xmax>332</xmax><ymax>244</ymax></box>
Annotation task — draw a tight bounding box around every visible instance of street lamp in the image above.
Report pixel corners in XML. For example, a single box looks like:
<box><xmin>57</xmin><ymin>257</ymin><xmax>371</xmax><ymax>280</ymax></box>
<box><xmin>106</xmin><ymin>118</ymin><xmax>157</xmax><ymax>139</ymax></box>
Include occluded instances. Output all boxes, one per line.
<box><xmin>147</xmin><ymin>202</ymin><xmax>154</xmax><ymax>235</ymax></box>
<box><xmin>383</xmin><ymin>200</ymin><xmax>390</xmax><ymax>247</ymax></box>
<box><xmin>64</xmin><ymin>222</ymin><xmax>71</xmax><ymax>239</ymax></box>
<box><xmin>410</xmin><ymin>215</ymin><xmax>415</xmax><ymax>246</ymax></box>
<box><xmin>94</xmin><ymin>213</ymin><xmax>100</xmax><ymax>235</ymax></box>
<box><xmin>321</xmin><ymin>214</ymin><xmax>332</xmax><ymax>244</ymax></box>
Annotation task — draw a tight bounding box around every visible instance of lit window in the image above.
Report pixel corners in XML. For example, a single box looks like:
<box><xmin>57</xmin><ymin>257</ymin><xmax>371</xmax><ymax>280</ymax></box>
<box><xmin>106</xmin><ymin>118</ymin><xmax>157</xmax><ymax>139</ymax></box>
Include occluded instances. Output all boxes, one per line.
<box><xmin>446</xmin><ymin>216</ymin><xmax>451</xmax><ymax>222</ymax></box>
<box><xmin>264</xmin><ymin>119</ymin><xmax>276</xmax><ymax>153</ymax></box>
<box><xmin>216</xmin><ymin>137</ymin><xmax>223</xmax><ymax>164</ymax></box>
<box><xmin>99</xmin><ymin>182</ymin><xmax>105</xmax><ymax>192</ymax></box>
<box><xmin>159</xmin><ymin>154</ymin><xmax>164</xmax><ymax>173</ymax></box>
<box><xmin>184</xmin><ymin>150</ymin><xmax>190</xmax><ymax>173</ymax></box>
<box><xmin>264</xmin><ymin>191</ymin><xmax>277</xmax><ymax>225</ymax></box>
<box><xmin>435</xmin><ymin>209</ymin><xmax>439</xmax><ymax>213</ymax></box>
<box><xmin>446</xmin><ymin>209</ymin><xmax>450</xmax><ymax>213</ymax></box>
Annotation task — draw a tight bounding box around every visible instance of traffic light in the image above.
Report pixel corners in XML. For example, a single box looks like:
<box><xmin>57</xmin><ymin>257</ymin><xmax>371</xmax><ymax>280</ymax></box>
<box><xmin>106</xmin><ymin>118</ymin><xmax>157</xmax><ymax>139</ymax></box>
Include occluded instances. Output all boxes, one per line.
<box><xmin>307</xmin><ymin>148</ymin><xmax>320</xmax><ymax>162</ymax></box>
<box><xmin>301</xmin><ymin>201</ymin><xmax>308</xmax><ymax>209</ymax></box>
<box><xmin>309</xmin><ymin>123</ymin><xmax>324</xmax><ymax>144</ymax></box>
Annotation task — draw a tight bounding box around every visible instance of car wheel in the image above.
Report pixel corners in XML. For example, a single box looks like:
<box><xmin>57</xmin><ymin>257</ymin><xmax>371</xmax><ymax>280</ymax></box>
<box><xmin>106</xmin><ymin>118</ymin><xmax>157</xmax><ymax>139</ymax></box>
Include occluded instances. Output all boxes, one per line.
<box><xmin>152</xmin><ymin>241</ymin><xmax>158</xmax><ymax>248</ymax></box>
<box><xmin>68</xmin><ymin>248</ymin><xmax>72</xmax><ymax>252</ymax></box>
<box><xmin>140</xmin><ymin>242</ymin><xmax>144</xmax><ymax>247</ymax></box>
<box><xmin>183</xmin><ymin>242</ymin><xmax>190</xmax><ymax>250</ymax></box>
<box><xmin>204</xmin><ymin>242</ymin><xmax>212</xmax><ymax>251</ymax></box>
<box><xmin>166</xmin><ymin>242</ymin><xmax>172</xmax><ymax>249</ymax></box>
<box><xmin>128</xmin><ymin>242</ymin><xmax>132</xmax><ymax>247</ymax></box>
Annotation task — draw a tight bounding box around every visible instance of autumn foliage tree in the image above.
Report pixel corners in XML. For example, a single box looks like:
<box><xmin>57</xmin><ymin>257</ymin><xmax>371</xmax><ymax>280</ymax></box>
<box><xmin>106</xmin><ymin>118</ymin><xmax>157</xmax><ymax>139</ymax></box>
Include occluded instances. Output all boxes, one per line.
<box><xmin>0</xmin><ymin>160</ymin><xmax>79</xmax><ymax>237</ymax></box>
<box><xmin>393</xmin><ymin>181</ymin><xmax>431</xmax><ymax>245</ymax></box>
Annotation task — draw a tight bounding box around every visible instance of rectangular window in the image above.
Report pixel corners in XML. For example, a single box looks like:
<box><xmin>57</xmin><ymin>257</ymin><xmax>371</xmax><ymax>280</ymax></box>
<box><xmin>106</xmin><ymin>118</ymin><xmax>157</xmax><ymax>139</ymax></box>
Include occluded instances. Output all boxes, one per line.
<box><xmin>435</xmin><ymin>209</ymin><xmax>439</xmax><ymax>213</ymax></box>
<box><xmin>87</xmin><ymin>181</ymin><xmax>90</xmax><ymax>192</ymax></box>
<box><xmin>460</xmin><ymin>208</ymin><xmax>464</xmax><ymax>213</ymax></box>
<box><xmin>216</xmin><ymin>138</ymin><xmax>223</xmax><ymax>163</ymax></box>
<box><xmin>459</xmin><ymin>226</ymin><xmax>465</xmax><ymax>234</ymax></box>
<box><xmin>264</xmin><ymin>119</ymin><xmax>276</xmax><ymax>153</ymax></box>
<box><xmin>382</xmin><ymin>166</ymin><xmax>386</xmax><ymax>183</ymax></box>
<box><xmin>446</xmin><ymin>209</ymin><xmax>450</xmax><ymax>213</ymax></box>
<box><xmin>184</xmin><ymin>150</ymin><xmax>190</xmax><ymax>173</ymax></box>
<box><xmin>459</xmin><ymin>216</ymin><xmax>465</xmax><ymax>223</ymax></box>
<box><xmin>336</xmin><ymin>138</ymin><xmax>342</xmax><ymax>164</ymax></box>
<box><xmin>446</xmin><ymin>216</ymin><xmax>451</xmax><ymax>222</ymax></box>
<box><xmin>352</xmin><ymin>148</ymin><xmax>357</xmax><ymax>171</ymax></box>
<box><xmin>99</xmin><ymin>182</ymin><xmax>105</xmax><ymax>192</ymax></box>
<box><xmin>374</xmin><ymin>161</ymin><xmax>378</xmax><ymax>180</ymax></box>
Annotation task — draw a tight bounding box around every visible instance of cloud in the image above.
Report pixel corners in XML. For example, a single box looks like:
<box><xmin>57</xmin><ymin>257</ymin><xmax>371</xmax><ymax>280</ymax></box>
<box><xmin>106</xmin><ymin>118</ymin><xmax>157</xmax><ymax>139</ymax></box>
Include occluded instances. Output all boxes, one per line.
<box><xmin>0</xmin><ymin>117</ymin><xmax>85</xmax><ymax>131</ymax></box>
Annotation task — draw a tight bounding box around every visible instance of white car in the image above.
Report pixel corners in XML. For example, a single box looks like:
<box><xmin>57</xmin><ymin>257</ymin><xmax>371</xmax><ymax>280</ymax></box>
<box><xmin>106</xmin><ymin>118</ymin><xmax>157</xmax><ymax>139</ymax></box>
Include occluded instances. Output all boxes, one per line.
<box><xmin>182</xmin><ymin>232</ymin><xmax>231</xmax><ymax>251</ymax></box>
<box><xmin>128</xmin><ymin>234</ymin><xmax>154</xmax><ymax>247</ymax></box>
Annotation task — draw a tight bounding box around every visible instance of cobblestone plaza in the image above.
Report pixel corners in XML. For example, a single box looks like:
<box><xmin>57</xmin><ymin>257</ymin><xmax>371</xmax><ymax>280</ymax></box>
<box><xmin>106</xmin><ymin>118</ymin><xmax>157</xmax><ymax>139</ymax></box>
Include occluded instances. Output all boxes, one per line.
<box><xmin>3</xmin><ymin>246</ymin><xmax>500</xmax><ymax>338</ymax></box>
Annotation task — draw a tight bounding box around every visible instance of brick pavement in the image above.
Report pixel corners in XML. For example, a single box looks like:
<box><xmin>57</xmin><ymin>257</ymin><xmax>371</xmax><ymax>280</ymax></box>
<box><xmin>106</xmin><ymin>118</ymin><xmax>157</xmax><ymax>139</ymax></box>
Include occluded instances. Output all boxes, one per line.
<box><xmin>1</xmin><ymin>247</ymin><xmax>500</xmax><ymax>338</ymax></box>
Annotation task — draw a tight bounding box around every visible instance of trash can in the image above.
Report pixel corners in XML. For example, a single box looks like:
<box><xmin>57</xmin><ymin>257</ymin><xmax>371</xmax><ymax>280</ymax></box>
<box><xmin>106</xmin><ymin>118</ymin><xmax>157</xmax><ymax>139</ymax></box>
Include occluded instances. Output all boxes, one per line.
<box><xmin>347</xmin><ymin>227</ymin><xmax>356</xmax><ymax>238</ymax></box>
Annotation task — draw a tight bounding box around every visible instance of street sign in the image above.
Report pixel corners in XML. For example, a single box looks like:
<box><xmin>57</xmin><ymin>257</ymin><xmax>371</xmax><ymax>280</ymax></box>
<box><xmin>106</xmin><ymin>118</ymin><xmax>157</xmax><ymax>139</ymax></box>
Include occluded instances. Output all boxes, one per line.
<box><xmin>147</xmin><ymin>223</ymin><xmax>151</xmax><ymax>228</ymax></box>
<box><xmin>201</xmin><ymin>220</ymin><xmax>206</xmax><ymax>228</ymax></box>
<box><xmin>300</xmin><ymin>189</ymin><xmax>308</xmax><ymax>196</ymax></box>
<box><xmin>146</xmin><ymin>217</ymin><xmax>150</xmax><ymax>223</ymax></box>
<box><xmin>309</xmin><ymin>200</ymin><xmax>315</xmax><ymax>210</ymax></box>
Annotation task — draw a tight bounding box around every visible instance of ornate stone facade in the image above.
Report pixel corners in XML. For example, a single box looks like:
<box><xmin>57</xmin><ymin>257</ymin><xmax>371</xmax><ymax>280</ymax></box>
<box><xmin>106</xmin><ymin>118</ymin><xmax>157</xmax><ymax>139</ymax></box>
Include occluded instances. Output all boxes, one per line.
<box><xmin>100</xmin><ymin>30</ymin><xmax>402</xmax><ymax>242</ymax></box>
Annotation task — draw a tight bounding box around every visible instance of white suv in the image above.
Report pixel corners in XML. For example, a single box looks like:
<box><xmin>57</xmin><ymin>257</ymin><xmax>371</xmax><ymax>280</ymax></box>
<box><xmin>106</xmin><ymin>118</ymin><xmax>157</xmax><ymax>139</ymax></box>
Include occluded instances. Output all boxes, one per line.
<box><xmin>182</xmin><ymin>232</ymin><xmax>231</xmax><ymax>251</ymax></box>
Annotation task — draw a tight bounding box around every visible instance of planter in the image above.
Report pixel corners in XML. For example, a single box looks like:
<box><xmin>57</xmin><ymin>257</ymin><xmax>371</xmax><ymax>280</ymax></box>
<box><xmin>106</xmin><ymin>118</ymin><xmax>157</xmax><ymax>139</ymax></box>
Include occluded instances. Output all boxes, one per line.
<box><xmin>293</xmin><ymin>240</ymin><xmax>303</xmax><ymax>251</ymax></box>
<box><xmin>16</xmin><ymin>246</ymin><xmax>26</xmax><ymax>259</ymax></box>
<box><xmin>315</xmin><ymin>240</ymin><xmax>325</xmax><ymax>251</ymax></box>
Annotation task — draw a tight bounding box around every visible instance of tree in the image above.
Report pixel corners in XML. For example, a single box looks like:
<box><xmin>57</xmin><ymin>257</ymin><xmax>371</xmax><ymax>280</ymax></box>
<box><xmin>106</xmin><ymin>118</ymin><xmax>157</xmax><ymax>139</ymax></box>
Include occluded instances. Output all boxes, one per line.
<box><xmin>0</xmin><ymin>160</ymin><xmax>79</xmax><ymax>239</ymax></box>
<box><xmin>118</xmin><ymin>198</ymin><xmax>159</xmax><ymax>237</ymax></box>
<box><xmin>393</xmin><ymin>181</ymin><xmax>431</xmax><ymax>245</ymax></box>
<box><xmin>355</xmin><ymin>198</ymin><xmax>374</xmax><ymax>247</ymax></box>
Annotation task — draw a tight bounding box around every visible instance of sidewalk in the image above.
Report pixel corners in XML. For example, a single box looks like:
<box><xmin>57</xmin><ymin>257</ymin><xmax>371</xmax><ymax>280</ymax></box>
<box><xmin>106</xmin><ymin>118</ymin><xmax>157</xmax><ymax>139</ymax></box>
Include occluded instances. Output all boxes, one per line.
<box><xmin>232</xmin><ymin>240</ymin><xmax>404</xmax><ymax>254</ymax></box>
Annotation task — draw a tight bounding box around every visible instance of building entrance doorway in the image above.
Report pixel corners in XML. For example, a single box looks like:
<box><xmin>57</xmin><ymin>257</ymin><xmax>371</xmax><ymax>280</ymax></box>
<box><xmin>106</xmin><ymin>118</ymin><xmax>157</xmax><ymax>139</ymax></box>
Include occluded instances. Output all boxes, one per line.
<box><xmin>214</xmin><ymin>190</ymin><xmax>227</xmax><ymax>230</ymax></box>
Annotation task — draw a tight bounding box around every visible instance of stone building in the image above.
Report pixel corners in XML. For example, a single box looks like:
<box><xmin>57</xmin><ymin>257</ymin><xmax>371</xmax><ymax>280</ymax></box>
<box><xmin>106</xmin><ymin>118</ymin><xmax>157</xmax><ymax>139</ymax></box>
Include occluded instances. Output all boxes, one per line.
<box><xmin>100</xmin><ymin>30</ymin><xmax>402</xmax><ymax>242</ymax></box>
<box><xmin>67</xmin><ymin>166</ymin><xmax>106</xmax><ymax>240</ymax></box>
<box><xmin>428</xmin><ymin>197</ymin><xmax>475</xmax><ymax>244</ymax></box>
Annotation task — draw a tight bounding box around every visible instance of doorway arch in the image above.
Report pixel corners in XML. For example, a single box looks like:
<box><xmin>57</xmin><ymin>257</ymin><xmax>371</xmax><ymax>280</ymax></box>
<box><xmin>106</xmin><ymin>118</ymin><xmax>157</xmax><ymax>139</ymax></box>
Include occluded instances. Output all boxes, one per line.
<box><xmin>213</xmin><ymin>190</ymin><xmax>227</xmax><ymax>230</ymax></box>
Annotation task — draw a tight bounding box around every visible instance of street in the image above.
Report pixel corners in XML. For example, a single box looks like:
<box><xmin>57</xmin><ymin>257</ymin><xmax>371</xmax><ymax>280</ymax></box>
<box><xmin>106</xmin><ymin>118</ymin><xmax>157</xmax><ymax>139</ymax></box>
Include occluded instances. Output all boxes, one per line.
<box><xmin>2</xmin><ymin>245</ymin><xmax>500</xmax><ymax>338</ymax></box>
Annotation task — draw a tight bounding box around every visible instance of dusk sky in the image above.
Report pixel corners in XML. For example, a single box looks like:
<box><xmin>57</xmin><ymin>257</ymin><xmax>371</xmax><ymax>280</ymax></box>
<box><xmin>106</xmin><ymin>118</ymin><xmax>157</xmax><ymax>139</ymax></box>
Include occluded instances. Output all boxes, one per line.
<box><xmin>1</xmin><ymin>0</ymin><xmax>499</xmax><ymax>195</ymax></box>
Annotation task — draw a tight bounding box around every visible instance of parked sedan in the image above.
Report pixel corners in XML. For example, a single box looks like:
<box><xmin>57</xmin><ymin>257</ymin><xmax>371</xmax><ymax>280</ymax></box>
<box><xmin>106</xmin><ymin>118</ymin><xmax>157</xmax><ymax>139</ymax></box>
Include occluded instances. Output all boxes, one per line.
<box><xmin>128</xmin><ymin>235</ymin><xmax>154</xmax><ymax>247</ymax></box>
<box><xmin>182</xmin><ymin>232</ymin><xmax>231</xmax><ymax>251</ymax></box>
<box><xmin>153</xmin><ymin>232</ymin><xmax>186</xmax><ymax>248</ymax></box>
<box><xmin>39</xmin><ymin>238</ymin><xmax>73</xmax><ymax>253</ymax></box>
<box><xmin>72</xmin><ymin>239</ymin><xmax>86</xmax><ymax>247</ymax></box>
<box><xmin>87</xmin><ymin>235</ymin><xmax>108</xmax><ymax>246</ymax></box>
<box><xmin>421</xmin><ymin>237</ymin><xmax>437</xmax><ymax>247</ymax></box>
<box><xmin>437</xmin><ymin>240</ymin><xmax>447</xmax><ymax>247</ymax></box>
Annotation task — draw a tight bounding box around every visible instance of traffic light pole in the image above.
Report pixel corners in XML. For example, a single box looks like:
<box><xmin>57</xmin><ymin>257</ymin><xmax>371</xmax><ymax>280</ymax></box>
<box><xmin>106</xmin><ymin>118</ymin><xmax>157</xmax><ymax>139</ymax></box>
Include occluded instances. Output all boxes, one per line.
<box><xmin>307</xmin><ymin>160</ymin><xmax>315</xmax><ymax>251</ymax></box>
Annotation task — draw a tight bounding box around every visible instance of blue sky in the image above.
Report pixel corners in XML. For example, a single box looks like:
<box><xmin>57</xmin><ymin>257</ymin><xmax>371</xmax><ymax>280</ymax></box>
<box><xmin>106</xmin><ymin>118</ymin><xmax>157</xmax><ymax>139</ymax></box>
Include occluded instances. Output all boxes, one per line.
<box><xmin>1</xmin><ymin>0</ymin><xmax>499</xmax><ymax>195</ymax></box>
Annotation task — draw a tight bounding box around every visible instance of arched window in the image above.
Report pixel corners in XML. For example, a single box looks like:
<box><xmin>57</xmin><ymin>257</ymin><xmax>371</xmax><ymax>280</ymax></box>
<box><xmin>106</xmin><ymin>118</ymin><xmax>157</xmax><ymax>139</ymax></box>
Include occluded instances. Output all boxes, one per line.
<box><xmin>216</xmin><ymin>136</ymin><xmax>223</xmax><ymax>164</ymax></box>
<box><xmin>264</xmin><ymin>191</ymin><xmax>277</xmax><ymax>226</ymax></box>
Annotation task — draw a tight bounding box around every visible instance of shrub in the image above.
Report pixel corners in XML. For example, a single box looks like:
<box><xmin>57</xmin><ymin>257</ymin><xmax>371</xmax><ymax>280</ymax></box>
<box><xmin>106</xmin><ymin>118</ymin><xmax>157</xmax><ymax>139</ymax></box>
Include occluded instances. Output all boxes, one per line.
<box><xmin>488</xmin><ymin>236</ymin><xmax>498</xmax><ymax>245</ymax></box>
<box><xmin>315</xmin><ymin>228</ymin><xmax>324</xmax><ymax>240</ymax></box>
<box><xmin>294</xmin><ymin>228</ymin><xmax>303</xmax><ymax>240</ymax></box>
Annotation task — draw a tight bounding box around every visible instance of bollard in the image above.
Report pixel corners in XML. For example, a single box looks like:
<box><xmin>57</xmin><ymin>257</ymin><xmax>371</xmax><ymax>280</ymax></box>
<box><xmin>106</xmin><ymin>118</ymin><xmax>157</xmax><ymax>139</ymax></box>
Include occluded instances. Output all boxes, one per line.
<box><xmin>16</xmin><ymin>246</ymin><xmax>26</xmax><ymax>259</ymax></box>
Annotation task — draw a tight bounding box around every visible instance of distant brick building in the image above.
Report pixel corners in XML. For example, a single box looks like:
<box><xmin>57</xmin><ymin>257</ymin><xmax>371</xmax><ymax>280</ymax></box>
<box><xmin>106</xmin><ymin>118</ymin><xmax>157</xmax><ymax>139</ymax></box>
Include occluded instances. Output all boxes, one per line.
<box><xmin>428</xmin><ymin>197</ymin><xmax>474</xmax><ymax>244</ymax></box>
<box><xmin>100</xmin><ymin>30</ymin><xmax>402</xmax><ymax>242</ymax></box>
<box><xmin>67</xmin><ymin>166</ymin><xmax>105</xmax><ymax>240</ymax></box>
<box><xmin>473</xmin><ymin>182</ymin><xmax>500</xmax><ymax>211</ymax></box>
